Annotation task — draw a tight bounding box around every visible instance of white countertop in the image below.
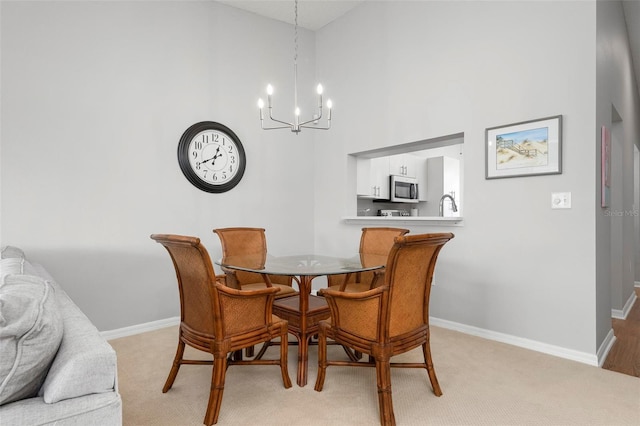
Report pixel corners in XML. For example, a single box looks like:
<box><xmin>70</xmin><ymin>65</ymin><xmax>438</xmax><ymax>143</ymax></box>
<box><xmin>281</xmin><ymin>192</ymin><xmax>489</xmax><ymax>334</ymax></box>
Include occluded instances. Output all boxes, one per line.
<box><xmin>342</xmin><ymin>216</ymin><xmax>463</xmax><ymax>226</ymax></box>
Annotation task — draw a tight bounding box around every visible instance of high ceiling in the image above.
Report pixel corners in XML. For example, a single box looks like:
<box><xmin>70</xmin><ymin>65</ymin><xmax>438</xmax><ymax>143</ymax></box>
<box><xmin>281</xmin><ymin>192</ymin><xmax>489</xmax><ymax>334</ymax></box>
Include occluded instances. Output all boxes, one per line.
<box><xmin>221</xmin><ymin>0</ymin><xmax>640</xmax><ymax>100</ymax></box>
<box><xmin>217</xmin><ymin>1</ymin><xmax>364</xmax><ymax>31</ymax></box>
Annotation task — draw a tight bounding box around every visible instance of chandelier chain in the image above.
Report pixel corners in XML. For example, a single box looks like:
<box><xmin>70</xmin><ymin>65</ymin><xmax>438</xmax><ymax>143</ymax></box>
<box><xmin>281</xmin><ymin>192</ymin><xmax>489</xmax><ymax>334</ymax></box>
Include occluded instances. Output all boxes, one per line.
<box><xmin>294</xmin><ymin>0</ymin><xmax>298</xmax><ymax>65</ymax></box>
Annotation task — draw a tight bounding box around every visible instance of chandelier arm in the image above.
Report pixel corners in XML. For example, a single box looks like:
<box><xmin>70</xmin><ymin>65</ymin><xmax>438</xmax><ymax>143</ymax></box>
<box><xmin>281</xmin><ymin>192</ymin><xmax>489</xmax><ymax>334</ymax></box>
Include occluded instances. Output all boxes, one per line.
<box><xmin>297</xmin><ymin>118</ymin><xmax>321</xmax><ymax>127</ymax></box>
<box><xmin>300</xmin><ymin>123</ymin><xmax>331</xmax><ymax>130</ymax></box>
<box><xmin>262</xmin><ymin>124</ymin><xmax>295</xmax><ymax>130</ymax></box>
<box><xmin>266</xmin><ymin>115</ymin><xmax>294</xmax><ymax>127</ymax></box>
<box><xmin>297</xmin><ymin>110</ymin><xmax>323</xmax><ymax>127</ymax></box>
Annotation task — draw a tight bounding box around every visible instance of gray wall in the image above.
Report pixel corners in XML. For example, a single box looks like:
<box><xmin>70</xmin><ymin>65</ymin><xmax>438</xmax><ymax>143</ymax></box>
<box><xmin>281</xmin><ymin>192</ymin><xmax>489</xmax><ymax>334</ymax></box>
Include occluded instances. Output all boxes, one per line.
<box><xmin>1</xmin><ymin>1</ymin><xmax>317</xmax><ymax>329</ymax></box>
<box><xmin>313</xmin><ymin>0</ymin><xmax>635</xmax><ymax>361</ymax></box>
<box><xmin>2</xmin><ymin>1</ymin><xmax>638</xmax><ymax>363</ymax></box>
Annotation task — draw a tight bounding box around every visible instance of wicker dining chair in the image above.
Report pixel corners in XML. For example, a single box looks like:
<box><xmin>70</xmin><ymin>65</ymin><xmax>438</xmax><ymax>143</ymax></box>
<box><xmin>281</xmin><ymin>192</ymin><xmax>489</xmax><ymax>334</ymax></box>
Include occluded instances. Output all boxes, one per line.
<box><xmin>213</xmin><ymin>227</ymin><xmax>298</xmax><ymax>298</ymax></box>
<box><xmin>315</xmin><ymin>233</ymin><xmax>455</xmax><ymax>426</ymax></box>
<box><xmin>150</xmin><ymin>234</ymin><xmax>292</xmax><ymax>426</ymax></box>
<box><xmin>327</xmin><ymin>227</ymin><xmax>409</xmax><ymax>292</ymax></box>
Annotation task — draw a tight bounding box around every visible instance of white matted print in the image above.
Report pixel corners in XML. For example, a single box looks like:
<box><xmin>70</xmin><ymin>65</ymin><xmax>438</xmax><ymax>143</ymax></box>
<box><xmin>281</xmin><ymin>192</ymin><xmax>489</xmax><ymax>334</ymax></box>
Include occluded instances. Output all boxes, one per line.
<box><xmin>485</xmin><ymin>115</ymin><xmax>562</xmax><ymax>179</ymax></box>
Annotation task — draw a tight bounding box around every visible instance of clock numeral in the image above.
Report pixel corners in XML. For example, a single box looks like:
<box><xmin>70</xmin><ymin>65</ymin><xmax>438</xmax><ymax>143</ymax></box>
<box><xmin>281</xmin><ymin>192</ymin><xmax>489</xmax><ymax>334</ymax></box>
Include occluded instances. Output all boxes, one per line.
<box><xmin>212</xmin><ymin>133</ymin><xmax>219</xmax><ymax>142</ymax></box>
<box><xmin>195</xmin><ymin>161</ymin><xmax>201</xmax><ymax>170</ymax></box>
<box><xmin>227</xmin><ymin>145</ymin><xmax>233</xmax><ymax>153</ymax></box>
<box><xmin>230</xmin><ymin>155</ymin><xmax>236</xmax><ymax>164</ymax></box>
<box><xmin>192</xmin><ymin>151</ymin><xmax>198</xmax><ymax>159</ymax></box>
<box><xmin>203</xmin><ymin>170</ymin><xmax>208</xmax><ymax>179</ymax></box>
<box><xmin>195</xmin><ymin>141</ymin><xmax>203</xmax><ymax>150</ymax></box>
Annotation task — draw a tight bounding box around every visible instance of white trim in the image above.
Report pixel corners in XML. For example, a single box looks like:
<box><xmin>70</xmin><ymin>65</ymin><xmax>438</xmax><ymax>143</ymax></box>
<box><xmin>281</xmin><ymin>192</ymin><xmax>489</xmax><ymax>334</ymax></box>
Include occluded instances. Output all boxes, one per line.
<box><xmin>596</xmin><ymin>328</ymin><xmax>617</xmax><ymax>367</ymax></box>
<box><xmin>101</xmin><ymin>316</ymin><xmax>180</xmax><ymax>341</ymax></box>
<box><xmin>103</xmin><ymin>315</ymin><xmax>612</xmax><ymax>367</ymax></box>
<box><xmin>635</xmin><ymin>281</ymin><xmax>640</xmax><ymax>288</ymax></box>
<box><xmin>612</xmin><ymin>291</ymin><xmax>638</xmax><ymax>320</ymax></box>
<box><xmin>430</xmin><ymin>316</ymin><xmax>600</xmax><ymax>366</ymax></box>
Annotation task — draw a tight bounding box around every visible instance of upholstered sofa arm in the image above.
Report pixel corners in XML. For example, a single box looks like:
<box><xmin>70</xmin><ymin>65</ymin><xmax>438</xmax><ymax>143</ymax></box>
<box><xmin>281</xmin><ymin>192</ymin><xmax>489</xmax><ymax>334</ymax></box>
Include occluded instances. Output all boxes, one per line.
<box><xmin>38</xmin><ymin>280</ymin><xmax>118</xmax><ymax>403</ymax></box>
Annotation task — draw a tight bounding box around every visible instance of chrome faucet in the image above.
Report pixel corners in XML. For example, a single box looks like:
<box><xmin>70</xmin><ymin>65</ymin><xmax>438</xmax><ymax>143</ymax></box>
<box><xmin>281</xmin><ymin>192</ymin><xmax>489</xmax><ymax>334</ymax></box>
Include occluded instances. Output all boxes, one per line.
<box><xmin>439</xmin><ymin>194</ymin><xmax>458</xmax><ymax>216</ymax></box>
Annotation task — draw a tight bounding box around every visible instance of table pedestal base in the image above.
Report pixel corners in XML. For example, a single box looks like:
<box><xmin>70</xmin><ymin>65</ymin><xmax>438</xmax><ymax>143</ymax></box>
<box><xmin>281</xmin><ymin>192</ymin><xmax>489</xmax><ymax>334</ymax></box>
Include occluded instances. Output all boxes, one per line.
<box><xmin>272</xmin><ymin>294</ymin><xmax>330</xmax><ymax>387</ymax></box>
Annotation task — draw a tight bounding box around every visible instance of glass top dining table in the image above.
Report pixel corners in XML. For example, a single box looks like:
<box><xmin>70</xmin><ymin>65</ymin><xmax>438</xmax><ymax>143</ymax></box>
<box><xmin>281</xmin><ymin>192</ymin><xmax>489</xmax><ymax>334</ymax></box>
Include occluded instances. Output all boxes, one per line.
<box><xmin>215</xmin><ymin>253</ymin><xmax>386</xmax><ymax>386</ymax></box>
<box><xmin>216</xmin><ymin>253</ymin><xmax>386</xmax><ymax>283</ymax></box>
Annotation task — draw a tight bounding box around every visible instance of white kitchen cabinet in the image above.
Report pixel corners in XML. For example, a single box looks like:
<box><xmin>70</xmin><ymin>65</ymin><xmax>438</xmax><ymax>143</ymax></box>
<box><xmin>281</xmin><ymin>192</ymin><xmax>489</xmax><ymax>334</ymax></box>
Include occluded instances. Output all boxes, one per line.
<box><xmin>357</xmin><ymin>157</ymin><xmax>390</xmax><ymax>199</ymax></box>
<box><xmin>389</xmin><ymin>153</ymin><xmax>418</xmax><ymax>178</ymax></box>
<box><xmin>356</xmin><ymin>157</ymin><xmax>372</xmax><ymax>197</ymax></box>
<box><xmin>371</xmin><ymin>157</ymin><xmax>390</xmax><ymax>199</ymax></box>
<box><xmin>425</xmin><ymin>156</ymin><xmax>460</xmax><ymax>216</ymax></box>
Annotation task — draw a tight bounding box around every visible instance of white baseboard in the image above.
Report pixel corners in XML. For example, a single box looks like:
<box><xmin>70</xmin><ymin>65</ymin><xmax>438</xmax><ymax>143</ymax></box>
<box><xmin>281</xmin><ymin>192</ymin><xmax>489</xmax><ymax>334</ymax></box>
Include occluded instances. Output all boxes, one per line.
<box><xmin>101</xmin><ymin>316</ymin><xmax>179</xmax><ymax>341</ymax></box>
<box><xmin>635</xmin><ymin>281</ymin><xmax>640</xmax><ymax>288</ymax></box>
<box><xmin>103</xmin><ymin>315</ymin><xmax>608</xmax><ymax>367</ymax></box>
<box><xmin>612</xmin><ymin>291</ymin><xmax>638</xmax><ymax>320</ymax></box>
<box><xmin>429</xmin><ymin>317</ymin><xmax>600</xmax><ymax>366</ymax></box>
<box><xmin>596</xmin><ymin>328</ymin><xmax>617</xmax><ymax>367</ymax></box>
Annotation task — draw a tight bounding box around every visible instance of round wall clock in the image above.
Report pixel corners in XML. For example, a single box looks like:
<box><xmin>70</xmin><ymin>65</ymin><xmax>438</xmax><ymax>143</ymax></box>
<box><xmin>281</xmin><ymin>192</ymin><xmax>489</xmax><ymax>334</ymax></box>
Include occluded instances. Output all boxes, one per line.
<box><xmin>177</xmin><ymin>121</ymin><xmax>246</xmax><ymax>193</ymax></box>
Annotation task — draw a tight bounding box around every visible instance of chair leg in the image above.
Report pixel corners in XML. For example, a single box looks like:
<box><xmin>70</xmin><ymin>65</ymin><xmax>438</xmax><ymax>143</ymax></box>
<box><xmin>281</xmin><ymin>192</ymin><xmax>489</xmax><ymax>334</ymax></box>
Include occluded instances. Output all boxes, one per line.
<box><xmin>422</xmin><ymin>341</ymin><xmax>442</xmax><ymax>396</ymax></box>
<box><xmin>341</xmin><ymin>345</ymin><xmax>362</xmax><ymax>362</ymax></box>
<box><xmin>204</xmin><ymin>355</ymin><xmax>228</xmax><ymax>426</ymax></box>
<box><xmin>163</xmin><ymin>339</ymin><xmax>185</xmax><ymax>393</ymax></box>
<box><xmin>375</xmin><ymin>358</ymin><xmax>395</xmax><ymax>426</ymax></box>
<box><xmin>313</xmin><ymin>330</ymin><xmax>328</xmax><ymax>391</ymax></box>
<box><xmin>253</xmin><ymin>341</ymin><xmax>271</xmax><ymax>360</ymax></box>
<box><xmin>279</xmin><ymin>326</ymin><xmax>293</xmax><ymax>388</ymax></box>
<box><xmin>245</xmin><ymin>345</ymin><xmax>255</xmax><ymax>357</ymax></box>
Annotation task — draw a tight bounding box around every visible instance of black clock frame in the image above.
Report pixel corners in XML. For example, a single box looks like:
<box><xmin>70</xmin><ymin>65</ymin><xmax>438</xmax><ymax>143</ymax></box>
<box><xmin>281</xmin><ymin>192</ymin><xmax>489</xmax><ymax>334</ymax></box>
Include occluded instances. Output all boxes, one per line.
<box><xmin>177</xmin><ymin>121</ymin><xmax>246</xmax><ymax>193</ymax></box>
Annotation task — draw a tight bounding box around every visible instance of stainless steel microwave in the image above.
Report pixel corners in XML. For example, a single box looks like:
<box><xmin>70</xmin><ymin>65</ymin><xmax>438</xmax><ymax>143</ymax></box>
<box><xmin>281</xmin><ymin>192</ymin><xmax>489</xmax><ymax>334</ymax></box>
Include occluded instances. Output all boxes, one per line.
<box><xmin>390</xmin><ymin>175</ymin><xmax>419</xmax><ymax>203</ymax></box>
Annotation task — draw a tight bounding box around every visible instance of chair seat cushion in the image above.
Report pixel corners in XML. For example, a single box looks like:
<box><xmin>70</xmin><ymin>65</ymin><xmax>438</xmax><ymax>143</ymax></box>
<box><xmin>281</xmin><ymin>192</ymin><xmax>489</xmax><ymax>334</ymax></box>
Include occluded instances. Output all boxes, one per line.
<box><xmin>0</xmin><ymin>274</ymin><xmax>64</xmax><ymax>405</ymax></box>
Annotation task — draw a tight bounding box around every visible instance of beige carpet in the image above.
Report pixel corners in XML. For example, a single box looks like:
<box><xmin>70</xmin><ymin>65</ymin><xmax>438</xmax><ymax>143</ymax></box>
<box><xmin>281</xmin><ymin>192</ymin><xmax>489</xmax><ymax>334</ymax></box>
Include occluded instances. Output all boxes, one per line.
<box><xmin>110</xmin><ymin>325</ymin><xmax>640</xmax><ymax>426</ymax></box>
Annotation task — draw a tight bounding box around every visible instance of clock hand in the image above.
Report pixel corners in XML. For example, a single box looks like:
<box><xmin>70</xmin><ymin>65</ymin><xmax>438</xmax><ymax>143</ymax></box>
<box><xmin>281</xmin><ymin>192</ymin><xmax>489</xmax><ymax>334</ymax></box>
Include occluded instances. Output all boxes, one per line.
<box><xmin>202</xmin><ymin>152</ymin><xmax>223</xmax><ymax>165</ymax></box>
<box><xmin>201</xmin><ymin>146</ymin><xmax>222</xmax><ymax>165</ymax></box>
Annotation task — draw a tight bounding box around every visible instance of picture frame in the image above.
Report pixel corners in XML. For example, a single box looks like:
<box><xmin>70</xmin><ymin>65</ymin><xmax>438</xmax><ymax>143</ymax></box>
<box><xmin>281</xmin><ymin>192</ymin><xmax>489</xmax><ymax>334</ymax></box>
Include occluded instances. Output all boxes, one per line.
<box><xmin>485</xmin><ymin>115</ymin><xmax>562</xmax><ymax>179</ymax></box>
<box><xmin>601</xmin><ymin>125</ymin><xmax>611</xmax><ymax>208</ymax></box>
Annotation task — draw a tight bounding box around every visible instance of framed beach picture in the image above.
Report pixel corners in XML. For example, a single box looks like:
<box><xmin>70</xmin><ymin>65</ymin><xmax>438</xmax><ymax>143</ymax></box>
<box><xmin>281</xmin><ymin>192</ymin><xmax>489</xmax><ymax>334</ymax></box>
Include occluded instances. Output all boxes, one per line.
<box><xmin>485</xmin><ymin>115</ymin><xmax>562</xmax><ymax>179</ymax></box>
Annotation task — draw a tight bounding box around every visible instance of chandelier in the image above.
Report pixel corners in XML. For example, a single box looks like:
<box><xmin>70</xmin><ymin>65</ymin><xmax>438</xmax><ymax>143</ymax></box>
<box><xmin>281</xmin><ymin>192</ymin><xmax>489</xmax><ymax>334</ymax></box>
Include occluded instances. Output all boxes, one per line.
<box><xmin>257</xmin><ymin>0</ymin><xmax>332</xmax><ymax>134</ymax></box>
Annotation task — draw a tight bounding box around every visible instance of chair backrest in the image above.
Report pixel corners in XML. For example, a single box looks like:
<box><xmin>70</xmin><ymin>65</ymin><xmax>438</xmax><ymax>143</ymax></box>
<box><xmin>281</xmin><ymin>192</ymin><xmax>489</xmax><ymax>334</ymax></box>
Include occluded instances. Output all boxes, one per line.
<box><xmin>213</xmin><ymin>227</ymin><xmax>293</xmax><ymax>287</ymax></box>
<box><xmin>214</xmin><ymin>227</ymin><xmax>267</xmax><ymax>257</ymax></box>
<box><xmin>151</xmin><ymin>234</ymin><xmax>217</xmax><ymax>338</ymax></box>
<box><xmin>327</xmin><ymin>227</ymin><xmax>410</xmax><ymax>288</ymax></box>
<box><xmin>360</xmin><ymin>227</ymin><xmax>410</xmax><ymax>256</ymax></box>
<box><xmin>383</xmin><ymin>233</ymin><xmax>454</xmax><ymax>339</ymax></box>
<box><xmin>213</xmin><ymin>227</ymin><xmax>267</xmax><ymax>285</ymax></box>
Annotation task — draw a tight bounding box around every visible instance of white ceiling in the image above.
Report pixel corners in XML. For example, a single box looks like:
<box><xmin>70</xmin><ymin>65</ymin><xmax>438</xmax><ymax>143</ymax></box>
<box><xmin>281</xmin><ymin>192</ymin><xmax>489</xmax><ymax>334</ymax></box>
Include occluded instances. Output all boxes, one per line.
<box><xmin>221</xmin><ymin>0</ymin><xmax>640</xmax><ymax>98</ymax></box>
<box><xmin>218</xmin><ymin>0</ymin><xmax>364</xmax><ymax>31</ymax></box>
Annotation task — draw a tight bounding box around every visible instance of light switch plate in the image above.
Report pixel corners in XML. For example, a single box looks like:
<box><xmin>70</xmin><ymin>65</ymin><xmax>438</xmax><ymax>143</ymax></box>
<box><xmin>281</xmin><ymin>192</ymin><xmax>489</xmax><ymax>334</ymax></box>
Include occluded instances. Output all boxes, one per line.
<box><xmin>551</xmin><ymin>192</ymin><xmax>571</xmax><ymax>209</ymax></box>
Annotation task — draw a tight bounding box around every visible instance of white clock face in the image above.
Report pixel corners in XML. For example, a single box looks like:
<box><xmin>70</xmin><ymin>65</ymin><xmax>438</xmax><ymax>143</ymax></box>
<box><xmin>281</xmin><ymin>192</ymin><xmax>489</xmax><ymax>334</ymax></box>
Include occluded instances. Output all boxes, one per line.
<box><xmin>187</xmin><ymin>130</ymin><xmax>240</xmax><ymax>185</ymax></box>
